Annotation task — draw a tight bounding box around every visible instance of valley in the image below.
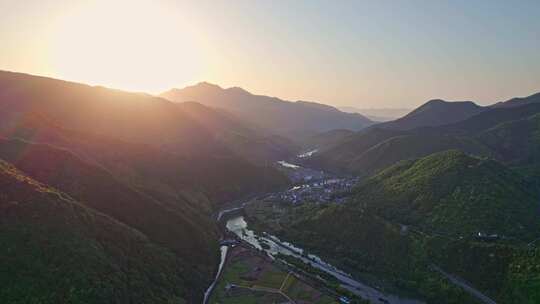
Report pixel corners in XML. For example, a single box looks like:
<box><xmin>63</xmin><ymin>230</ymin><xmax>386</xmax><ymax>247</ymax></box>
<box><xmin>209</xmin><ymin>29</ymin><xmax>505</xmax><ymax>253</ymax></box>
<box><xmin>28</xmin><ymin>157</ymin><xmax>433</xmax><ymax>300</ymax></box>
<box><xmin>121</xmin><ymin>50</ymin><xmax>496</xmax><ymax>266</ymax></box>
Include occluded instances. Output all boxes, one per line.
<box><xmin>207</xmin><ymin>150</ymin><xmax>540</xmax><ymax>304</ymax></box>
<box><xmin>2</xmin><ymin>3</ymin><xmax>540</xmax><ymax>304</ymax></box>
<box><xmin>1</xmin><ymin>71</ymin><xmax>539</xmax><ymax>304</ymax></box>
<box><xmin>207</xmin><ymin>158</ymin><xmax>423</xmax><ymax>304</ymax></box>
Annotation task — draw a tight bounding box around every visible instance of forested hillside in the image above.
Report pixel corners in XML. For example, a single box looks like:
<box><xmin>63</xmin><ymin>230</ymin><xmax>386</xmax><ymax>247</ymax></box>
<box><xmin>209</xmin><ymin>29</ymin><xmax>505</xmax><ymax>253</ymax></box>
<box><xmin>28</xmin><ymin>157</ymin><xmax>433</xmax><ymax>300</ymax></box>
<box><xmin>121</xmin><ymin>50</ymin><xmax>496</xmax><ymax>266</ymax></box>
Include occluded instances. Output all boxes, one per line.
<box><xmin>0</xmin><ymin>71</ymin><xmax>291</xmax><ymax>303</ymax></box>
<box><xmin>246</xmin><ymin>151</ymin><xmax>540</xmax><ymax>304</ymax></box>
<box><xmin>305</xmin><ymin>93</ymin><xmax>540</xmax><ymax>176</ymax></box>
<box><xmin>0</xmin><ymin>160</ymin><xmax>198</xmax><ymax>303</ymax></box>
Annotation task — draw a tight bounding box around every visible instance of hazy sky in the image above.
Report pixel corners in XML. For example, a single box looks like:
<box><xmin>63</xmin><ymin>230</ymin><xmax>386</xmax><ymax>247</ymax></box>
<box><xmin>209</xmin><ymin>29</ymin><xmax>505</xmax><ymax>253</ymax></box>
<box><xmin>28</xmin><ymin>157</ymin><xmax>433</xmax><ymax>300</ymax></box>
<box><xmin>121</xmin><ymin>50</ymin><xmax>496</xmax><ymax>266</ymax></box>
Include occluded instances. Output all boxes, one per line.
<box><xmin>1</xmin><ymin>0</ymin><xmax>539</xmax><ymax>108</ymax></box>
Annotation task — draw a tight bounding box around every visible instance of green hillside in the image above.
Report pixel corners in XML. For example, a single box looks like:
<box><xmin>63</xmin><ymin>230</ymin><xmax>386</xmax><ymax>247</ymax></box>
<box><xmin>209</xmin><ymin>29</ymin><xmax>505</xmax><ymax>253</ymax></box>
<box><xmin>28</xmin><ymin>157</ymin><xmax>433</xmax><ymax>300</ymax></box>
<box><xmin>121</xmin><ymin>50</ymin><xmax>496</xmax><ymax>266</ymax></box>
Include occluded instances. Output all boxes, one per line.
<box><xmin>346</xmin><ymin>135</ymin><xmax>494</xmax><ymax>176</ymax></box>
<box><xmin>354</xmin><ymin>150</ymin><xmax>540</xmax><ymax>240</ymax></box>
<box><xmin>0</xmin><ymin>160</ymin><xmax>195</xmax><ymax>303</ymax></box>
<box><xmin>0</xmin><ymin>71</ymin><xmax>292</xmax><ymax>304</ymax></box>
<box><xmin>477</xmin><ymin>113</ymin><xmax>540</xmax><ymax>166</ymax></box>
<box><xmin>245</xmin><ymin>151</ymin><xmax>540</xmax><ymax>303</ymax></box>
<box><xmin>0</xmin><ymin>138</ymin><xmax>219</xmax><ymax>275</ymax></box>
<box><xmin>307</xmin><ymin>96</ymin><xmax>540</xmax><ymax>176</ymax></box>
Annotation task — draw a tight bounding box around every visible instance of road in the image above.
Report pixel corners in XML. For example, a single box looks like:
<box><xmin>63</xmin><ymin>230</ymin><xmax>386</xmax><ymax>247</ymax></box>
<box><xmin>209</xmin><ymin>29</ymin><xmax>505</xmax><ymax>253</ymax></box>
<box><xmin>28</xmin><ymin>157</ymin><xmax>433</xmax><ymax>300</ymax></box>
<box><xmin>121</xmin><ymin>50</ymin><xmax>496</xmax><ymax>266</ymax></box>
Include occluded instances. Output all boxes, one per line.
<box><xmin>432</xmin><ymin>265</ymin><xmax>497</xmax><ymax>304</ymax></box>
<box><xmin>203</xmin><ymin>246</ymin><xmax>229</xmax><ymax>304</ymax></box>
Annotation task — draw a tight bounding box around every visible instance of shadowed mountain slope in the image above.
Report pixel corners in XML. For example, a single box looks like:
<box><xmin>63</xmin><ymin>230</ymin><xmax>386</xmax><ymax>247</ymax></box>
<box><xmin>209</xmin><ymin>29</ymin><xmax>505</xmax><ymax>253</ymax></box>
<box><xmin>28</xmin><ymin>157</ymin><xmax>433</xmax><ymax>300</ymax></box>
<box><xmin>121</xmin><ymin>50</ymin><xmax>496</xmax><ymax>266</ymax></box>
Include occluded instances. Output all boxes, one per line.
<box><xmin>377</xmin><ymin>99</ymin><xmax>485</xmax><ymax>131</ymax></box>
<box><xmin>176</xmin><ymin>101</ymin><xmax>299</xmax><ymax>162</ymax></box>
<box><xmin>0</xmin><ymin>138</ymin><xmax>218</xmax><ymax>265</ymax></box>
<box><xmin>306</xmin><ymin>93</ymin><xmax>540</xmax><ymax>175</ymax></box>
<box><xmin>0</xmin><ymin>71</ymin><xmax>292</xmax><ymax>303</ymax></box>
<box><xmin>0</xmin><ymin>160</ymin><xmax>200</xmax><ymax>303</ymax></box>
<box><xmin>491</xmin><ymin>91</ymin><xmax>540</xmax><ymax>109</ymax></box>
<box><xmin>0</xmin><ymin>70</ymin><xmax>296</xmax><ymax>163</ymax></box>
<box><xmin>161</xmin><ymin>82</ymin><xmax>373</xmax><ymax>139</ymax></box>
<box><xmin>0</xmin><ymin>71</ymin><xmax>289</xmax><ymax>202</ymax></box>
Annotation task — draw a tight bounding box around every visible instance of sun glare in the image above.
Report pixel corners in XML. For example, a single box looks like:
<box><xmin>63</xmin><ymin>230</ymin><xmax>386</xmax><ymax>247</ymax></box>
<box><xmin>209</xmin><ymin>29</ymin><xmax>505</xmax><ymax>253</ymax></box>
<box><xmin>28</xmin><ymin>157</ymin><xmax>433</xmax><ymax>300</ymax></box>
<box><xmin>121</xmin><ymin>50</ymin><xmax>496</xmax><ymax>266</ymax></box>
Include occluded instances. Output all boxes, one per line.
<box><xmin>49</xmin><ymin>0</ymin><xmax>203</xmax><ymax>93</ymax></box>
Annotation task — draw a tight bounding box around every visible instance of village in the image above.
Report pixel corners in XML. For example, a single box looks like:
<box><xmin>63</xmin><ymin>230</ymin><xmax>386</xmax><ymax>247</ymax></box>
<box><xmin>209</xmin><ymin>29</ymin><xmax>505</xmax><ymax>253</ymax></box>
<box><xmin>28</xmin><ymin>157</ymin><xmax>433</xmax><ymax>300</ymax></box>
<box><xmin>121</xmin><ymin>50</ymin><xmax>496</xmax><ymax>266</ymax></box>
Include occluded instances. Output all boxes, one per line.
<box><xmin>267</xmin><ymin>177</ymin><xmax>360</xmax><ymax>205</ymax></box>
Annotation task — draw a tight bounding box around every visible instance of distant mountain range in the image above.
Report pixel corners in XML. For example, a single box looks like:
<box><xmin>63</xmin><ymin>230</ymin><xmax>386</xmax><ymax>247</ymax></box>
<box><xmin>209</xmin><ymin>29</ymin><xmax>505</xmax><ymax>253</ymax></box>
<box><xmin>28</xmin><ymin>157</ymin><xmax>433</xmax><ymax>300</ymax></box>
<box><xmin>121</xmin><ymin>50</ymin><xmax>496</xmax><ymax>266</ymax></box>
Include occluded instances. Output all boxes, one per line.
<box><xmin>376</xmin><ymin>99</ymin><xmax>485</xmax><ymax>130</ymax></box>
<box><xmin>304</xmin><ymin>91</ymin><xmax>540</xmax><ymax>176</ymax></box>
<box><xmin>2</xmin><ymin>69</ymin><xmax>540</xmax><ymax>304</ymax></box>
<box><xmin>0</xmin><ymin>70</ymin><xmax>290</xmax><ymax>302</ymax></box>
<box><xmin>161</xmin><ymin>82</ymin><xmax>374</xmax><ymax>139</ymax></box>
<box><xmin>339</xmin><ymin>106</ymin><xmax>412</xmax><ymax>121</ymax></box>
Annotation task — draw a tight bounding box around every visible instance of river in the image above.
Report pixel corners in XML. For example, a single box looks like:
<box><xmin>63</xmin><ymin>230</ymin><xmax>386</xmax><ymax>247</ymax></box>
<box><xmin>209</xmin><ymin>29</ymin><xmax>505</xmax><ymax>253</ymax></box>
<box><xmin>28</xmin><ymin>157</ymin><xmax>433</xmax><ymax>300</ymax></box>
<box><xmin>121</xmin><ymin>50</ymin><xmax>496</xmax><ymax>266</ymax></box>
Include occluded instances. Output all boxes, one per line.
<box><xmin>225</xmin><ymin>215</ymin><xmax>424</xmax><ymax>304</ymax></box>
<box><xmin>203</xmin><ymin>246</ymin><xmax>228</xmax><ymax>304</ymax></box>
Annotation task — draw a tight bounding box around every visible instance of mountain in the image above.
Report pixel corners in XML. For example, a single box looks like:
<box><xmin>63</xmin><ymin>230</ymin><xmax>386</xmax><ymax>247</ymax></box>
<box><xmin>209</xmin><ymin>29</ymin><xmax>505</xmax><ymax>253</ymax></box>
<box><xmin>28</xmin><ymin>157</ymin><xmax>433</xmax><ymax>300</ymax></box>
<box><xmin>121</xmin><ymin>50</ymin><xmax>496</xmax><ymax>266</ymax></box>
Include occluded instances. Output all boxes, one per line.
<box><xmin>0</xmin><ymin>71</ymin><xmax>289</xmax><ymax>200</ymax></box>
<box><xmin>302</xmin><ymin>127</ymin><xmax>405</xmax><ymax>172</ymax></box>
<box><xmin>299</xmin><ymin>129</ymin><xmax>355</xmax><ymax>152</ymax></box>
<box><xmin>0</xmin><ymin>138</ymin><xmax>218</xmax><ymax>262</ymax></box>
<box><xmin>0</xmin><ymin>70</ymin><xmax>296</xmax><ymax>163</ymax></box>
<box><xmin>0</xmin><ymin>159</ymin><xmax>199</xmax><ymax>303</ymax></box>
<box><xmin>477</xmin><ymin>113</ymin><xmax>540</xmax><ymax>166</ymax></box>
<box><xmin>0</xmin><ymin>71</ymin><xmax>292</xmax><ymax>302</ymax></box>
<box><xmin>339</xmin><ymin>134</ymin><xmax>493</xmax><ymax>175</ymax></box>
<box><xmin>176</xmin><ymin>101</ymin><xmax>299</xmax><ymax>163</ymax></box>
<box><xmin>161</xmin><ymin>82</ymin><xmax>374</xmax><ymax>139</ymax></box>
<box><xmin>491</xmin><ymin>91</ymin><xmax>540</xmax><ymax>109</ymax></box>
<box><xmin>306</xmin><ymin>93</ymin><xmax>540</xmax><ymax>175</ymax></box>
<box><xmin>339</xmin><ymin>106</ymin><xmax>412</xmax><ymax>121</ymax></box>
<box><xmin>377</xmin><ymin>99</ymin><xmax>485</xmax><ymax>131</ymax></box>
<box><xmin>245</xmin><ymin>151</ymin><xmax>540</xmax><ymax>303</ymax></box>
<box><xmin>353</xmin><ymin>150</ymin><xmax>540</xmax><ymax>238</ymax></box>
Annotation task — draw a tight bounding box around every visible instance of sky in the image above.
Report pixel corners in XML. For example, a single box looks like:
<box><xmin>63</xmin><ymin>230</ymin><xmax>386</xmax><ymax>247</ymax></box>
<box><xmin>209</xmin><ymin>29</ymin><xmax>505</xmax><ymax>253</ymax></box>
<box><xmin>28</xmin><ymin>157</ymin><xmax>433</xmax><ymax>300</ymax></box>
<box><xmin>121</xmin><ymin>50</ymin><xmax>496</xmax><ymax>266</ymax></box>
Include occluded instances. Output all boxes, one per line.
<box><xmin>1</xmin><ymin>0</ymin><xmax>539</xmax><ymax>108</ymax></box>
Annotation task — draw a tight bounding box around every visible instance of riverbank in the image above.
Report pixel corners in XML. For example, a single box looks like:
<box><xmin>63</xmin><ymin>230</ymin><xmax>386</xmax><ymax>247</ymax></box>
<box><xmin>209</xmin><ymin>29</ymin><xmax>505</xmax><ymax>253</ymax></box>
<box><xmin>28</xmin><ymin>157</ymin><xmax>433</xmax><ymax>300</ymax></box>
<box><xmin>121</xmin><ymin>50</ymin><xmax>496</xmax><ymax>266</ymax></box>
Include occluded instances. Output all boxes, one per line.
<box><xmin>224</xmin><ymin>215</ymin><xmax>424</xmax><ymax>304</ymax></box>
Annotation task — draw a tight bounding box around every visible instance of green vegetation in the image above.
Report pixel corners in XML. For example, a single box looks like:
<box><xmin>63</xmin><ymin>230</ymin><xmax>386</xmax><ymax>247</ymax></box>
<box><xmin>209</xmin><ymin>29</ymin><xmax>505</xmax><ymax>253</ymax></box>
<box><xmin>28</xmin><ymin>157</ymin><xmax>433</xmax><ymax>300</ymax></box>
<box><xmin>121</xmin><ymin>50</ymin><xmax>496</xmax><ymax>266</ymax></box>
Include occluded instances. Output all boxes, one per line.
<box><xmin>309</xmin><ymin>99</ymin><xmax>540</xmax><ymax>176</ymax></box>
<box><xmin>247</xmin><ymin>201</ymin><xmax>477</xmax><ymax>304</ymax></box>
<box><xmin>0</xmin><ymin>138</ymin><xmax>220</xmax><ymax>280</ymax></box>
<box><xmin>355</xmin><ymin>150</ymin><xmax>540</xmax><ymax>240</ymax></box>
<box><xmin>0</xmin><ymin>160</ymin><xmax>193</xmax><ymax>303</ymax></box>
<box><xmin>478</xmin><ymin>112</ymin><xmax>540</xmax><ymax>166</ymax></box>
<box><xmin>210</xmin><ymin>246</ymin><xmax>339</xmax><ymax>304</ymax></box>
<box><xmin>245</xmin><ymin>151</ymin><xmax>540</xmax><ymax>303</ymax></box>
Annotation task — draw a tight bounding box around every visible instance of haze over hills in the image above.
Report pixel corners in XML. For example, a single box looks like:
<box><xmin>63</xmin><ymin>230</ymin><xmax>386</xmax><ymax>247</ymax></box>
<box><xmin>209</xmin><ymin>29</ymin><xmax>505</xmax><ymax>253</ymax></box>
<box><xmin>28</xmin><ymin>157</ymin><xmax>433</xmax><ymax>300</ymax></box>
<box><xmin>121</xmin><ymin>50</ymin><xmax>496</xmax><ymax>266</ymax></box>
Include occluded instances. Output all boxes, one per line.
<box><xmin>0</xmin><ymin>70</ymin><xmax>299</xmax><ymax>163</ymax></box>
<box><xmin>491</xmin><ymin>92</ymin><xmax>540</xmax><ymax>109</ymax></box>
<box><xmin>339</xmin><ymin>107</ymin><xmax>412</xmax><ymax>122</ymax></box>
<box><xmin>2</xmin><ymin>1</ymin><xmax>540</xmax><ymax>303</ymax></box>
<box><xmin>161</xmin><ymin>82</ymin><xmax>374</xmax><ymax>139</ymax></box>
<box><xmin>376</xmin><ymin>99</ymin><xmax>485</xmax><ymax>131</ymax></box>
<box><xmin>175</xmin><ymin>101</ymin><xmax>299</xmax><ymax>163</ymax></box>
<box><xmin>0</xmin><ymin>70</ymin><xmax>293</xmax><ymax>204</ymax></box>
<box><xmin>305</xmin><ymin>91</ymin><xmax>540</xmax><ymax>176</ymax></box>
<box><xmin>1</xmin><ymin>69</ymin><xmax>540</xmax><ymax>303</ymax></box>
<box><xmin>0</xmin><ymin>71</ymin><xmax>291</xmax><ymax>302</ymax></box>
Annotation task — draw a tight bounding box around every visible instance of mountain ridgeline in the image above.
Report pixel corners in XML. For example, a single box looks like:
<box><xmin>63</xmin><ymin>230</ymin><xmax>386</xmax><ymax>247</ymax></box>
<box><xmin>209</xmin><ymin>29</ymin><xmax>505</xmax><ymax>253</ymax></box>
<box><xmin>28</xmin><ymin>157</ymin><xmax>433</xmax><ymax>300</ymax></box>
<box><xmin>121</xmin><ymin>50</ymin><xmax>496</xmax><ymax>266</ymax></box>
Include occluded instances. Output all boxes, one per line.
<box><xmin>1</xmin><ymin>69</ymin><xmax>540</xmax><ymax>304</ymax></box>
<box><xmin>161</xmin><ymin>82</ymin><xmax>374</xmax><ymax>139</ymax></box>
<box><xmin>304</xmin><ymin>91</ymin><xmax>540</xmax><ymax>176</ymax></box>
<box><xmin>243</xmin><ymin>91</ymin><xmax>540</xmax><ymax>303</ymax></box>
<box><xmin>246</xmin><ymin>151</ymin><xmax>540</xmax><ymax>303</ymax></box>
<box><xmin>0</xmin><ymin>70</ymin><xmax>292</xmax><ymax>303</ymax></box>
<box><xmin>376</xmin><ymin>99</ymin><xmax>485</xmax><ymax>130</ymax></box>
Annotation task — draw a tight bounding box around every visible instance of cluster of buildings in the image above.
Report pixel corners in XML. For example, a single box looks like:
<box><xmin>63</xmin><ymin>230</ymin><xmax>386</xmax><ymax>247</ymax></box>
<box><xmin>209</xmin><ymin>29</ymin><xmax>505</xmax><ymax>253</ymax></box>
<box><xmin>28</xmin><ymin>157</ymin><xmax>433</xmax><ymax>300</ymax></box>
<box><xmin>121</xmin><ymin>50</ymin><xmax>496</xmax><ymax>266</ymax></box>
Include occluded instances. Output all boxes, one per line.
<box><xmin>268</xmin><ymin>177</ymin><xmax>359</xmax><ymax>204</ymax></box>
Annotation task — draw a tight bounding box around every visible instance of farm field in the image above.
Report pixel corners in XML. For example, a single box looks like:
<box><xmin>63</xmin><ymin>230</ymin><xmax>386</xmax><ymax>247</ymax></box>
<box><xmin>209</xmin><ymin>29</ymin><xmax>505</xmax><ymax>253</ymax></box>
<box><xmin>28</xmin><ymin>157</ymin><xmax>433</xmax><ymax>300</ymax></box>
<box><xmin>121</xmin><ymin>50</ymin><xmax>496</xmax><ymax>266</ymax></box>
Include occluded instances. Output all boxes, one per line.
<box><xmin>209</xmin><ymin>245</ymin><xmax>339</xmax><ymax>304</ymax></box>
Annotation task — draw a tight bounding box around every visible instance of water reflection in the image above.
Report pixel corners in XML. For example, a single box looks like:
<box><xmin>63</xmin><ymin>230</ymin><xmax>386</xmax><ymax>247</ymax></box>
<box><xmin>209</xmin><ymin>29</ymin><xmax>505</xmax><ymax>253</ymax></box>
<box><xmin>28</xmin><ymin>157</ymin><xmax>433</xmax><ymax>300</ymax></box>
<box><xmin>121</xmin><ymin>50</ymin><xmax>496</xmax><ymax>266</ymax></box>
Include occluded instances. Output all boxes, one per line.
<box><xmin>225</xmin><ymin>215</ymin><xmax>423</xmax><ymax>304</ymax></box>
